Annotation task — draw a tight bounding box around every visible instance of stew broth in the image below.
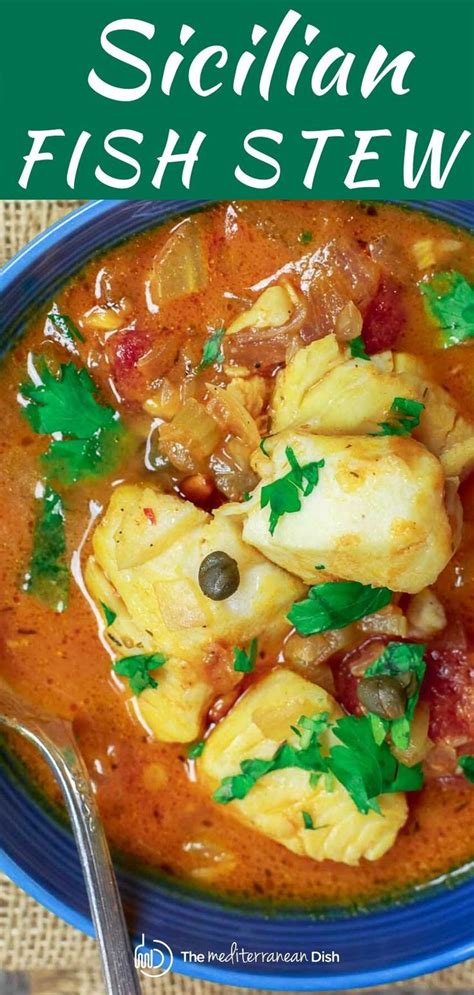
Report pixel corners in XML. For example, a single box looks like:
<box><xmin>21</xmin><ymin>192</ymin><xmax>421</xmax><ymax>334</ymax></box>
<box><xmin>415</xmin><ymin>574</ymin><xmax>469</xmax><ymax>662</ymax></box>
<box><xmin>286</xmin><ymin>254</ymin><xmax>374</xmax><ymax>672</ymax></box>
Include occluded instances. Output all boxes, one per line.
<box><xmin>1</xmin><ymin>200</ymin><xmax>474</xmax><ymax>907</ymax></box>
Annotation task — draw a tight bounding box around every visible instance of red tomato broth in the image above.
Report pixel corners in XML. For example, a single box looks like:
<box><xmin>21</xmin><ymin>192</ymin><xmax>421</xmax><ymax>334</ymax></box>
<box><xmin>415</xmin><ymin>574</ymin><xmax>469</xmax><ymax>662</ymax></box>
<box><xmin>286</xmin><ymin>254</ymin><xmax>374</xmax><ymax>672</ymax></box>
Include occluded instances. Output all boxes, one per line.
<box><xmin>1</xmin><ymin>200</ymin><xmax>474</xmax><ymax>907</ymax></box>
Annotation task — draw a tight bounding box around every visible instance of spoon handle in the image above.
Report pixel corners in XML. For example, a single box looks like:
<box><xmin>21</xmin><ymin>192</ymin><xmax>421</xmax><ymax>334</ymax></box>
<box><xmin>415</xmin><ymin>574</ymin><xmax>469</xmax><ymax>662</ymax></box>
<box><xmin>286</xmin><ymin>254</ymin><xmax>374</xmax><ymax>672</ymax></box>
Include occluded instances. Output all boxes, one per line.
<box><xmin>14</xmin><ymin>714</ymin><xmax>142</xmax><ymax>995</ymax></box>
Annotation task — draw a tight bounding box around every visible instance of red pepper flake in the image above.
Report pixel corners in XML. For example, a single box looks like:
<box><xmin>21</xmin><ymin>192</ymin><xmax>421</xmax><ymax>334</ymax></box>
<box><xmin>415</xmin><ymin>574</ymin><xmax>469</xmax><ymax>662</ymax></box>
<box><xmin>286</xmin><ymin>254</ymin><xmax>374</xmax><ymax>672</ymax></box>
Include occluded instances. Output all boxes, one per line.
<box><xmin>143</xmin><ymin>507</ymin><xmax>157</xmax><ymax>526</ymax></box>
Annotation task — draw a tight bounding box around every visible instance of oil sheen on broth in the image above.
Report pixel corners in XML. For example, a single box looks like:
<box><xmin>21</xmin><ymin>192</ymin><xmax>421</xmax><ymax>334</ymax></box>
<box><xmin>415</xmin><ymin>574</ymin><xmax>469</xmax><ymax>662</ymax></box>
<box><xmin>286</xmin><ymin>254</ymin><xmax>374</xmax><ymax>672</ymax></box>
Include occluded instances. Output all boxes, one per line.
<box><xmin>1</xmin><ymin>201</ymin><xmax>474</xmax><ymax>908</ymax></box>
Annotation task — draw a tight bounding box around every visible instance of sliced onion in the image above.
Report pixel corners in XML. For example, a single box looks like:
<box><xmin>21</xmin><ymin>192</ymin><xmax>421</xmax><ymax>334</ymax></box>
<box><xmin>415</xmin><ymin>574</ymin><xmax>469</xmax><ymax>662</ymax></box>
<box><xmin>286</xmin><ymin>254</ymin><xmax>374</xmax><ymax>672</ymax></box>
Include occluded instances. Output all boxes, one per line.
<box><xmin>144</xmin><ymin>378</ymin><xmax>181</xmax><ymax>420</ymax></box>
<box><xmin>334</xmin><ymin>301</ymin><xmax>363</xmax><ymax>342</ymax></box>
<box><xmin>210</xmin><ymin>440</ymin><xmax>259</xmax><ymax>500</ymax></box>
<box><xmin>285</xmin><ymin>628</ymin><xmax>356</xmax><ymax>676</ymax></box>
<box><xmin>205</xmin><ymin>384</ymin><xmax>261</xmax><ymax>449</ymax></box>
<box><xmin>301</xmin><ymin>237</ymin><xmax>380</xmax><ymax>342</ymax></box>
<box><xmin>369</xmin><ymin>236</ymin><xmax>413</xmax><ymax>282</ymax></box>
<box><xmin>357</xmin><ymin>605</ymin><xmax>407</xmax><ymax>639</ymax></box>
<box><xmin>149</xmin><ymin>219</ymin><xmax>208</xmax><ymax>305</ymax></box>
<box><xmin>392</xmin><ymin>703</ymin><xmax>432</xmax><ymax>767</ymax></box>
<box><xmin>406</xmin><ymin>589</ymin><xmax>447</xmax><ymax>640</ymax></box>
<box><xmin>223</xmin><ymin>304</ymin><xmax>307</xmax><ymax>371</ymax></box>
<box><xmin>349</xmin><ymin>638</ymin><xmax>387</xmax><ymax>677</ymax></box>
<box><xmin>159</xmin><ymin>398</ymin><xmax>221</xmax><ymax>473</ymax></box>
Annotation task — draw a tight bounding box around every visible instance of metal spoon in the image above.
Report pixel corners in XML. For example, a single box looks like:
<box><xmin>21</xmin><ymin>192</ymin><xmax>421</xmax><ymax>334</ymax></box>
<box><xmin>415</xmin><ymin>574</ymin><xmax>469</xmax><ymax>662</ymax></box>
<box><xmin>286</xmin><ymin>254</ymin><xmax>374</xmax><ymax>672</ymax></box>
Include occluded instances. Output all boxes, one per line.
<box><xmin>0</xmin><ymin>683</ymin><xmax>142</xmax><ymax>995</ymax></box>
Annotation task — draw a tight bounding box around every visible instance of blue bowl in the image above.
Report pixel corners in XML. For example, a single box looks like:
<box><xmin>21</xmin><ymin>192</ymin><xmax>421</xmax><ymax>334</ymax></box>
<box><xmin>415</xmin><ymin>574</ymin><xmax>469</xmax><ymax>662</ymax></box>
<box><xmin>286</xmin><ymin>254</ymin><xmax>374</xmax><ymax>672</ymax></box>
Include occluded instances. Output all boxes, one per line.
<box><xmin>1</xmin><ymin>199</ymin><xmax>474</xmax><ymax>990</ymax></box>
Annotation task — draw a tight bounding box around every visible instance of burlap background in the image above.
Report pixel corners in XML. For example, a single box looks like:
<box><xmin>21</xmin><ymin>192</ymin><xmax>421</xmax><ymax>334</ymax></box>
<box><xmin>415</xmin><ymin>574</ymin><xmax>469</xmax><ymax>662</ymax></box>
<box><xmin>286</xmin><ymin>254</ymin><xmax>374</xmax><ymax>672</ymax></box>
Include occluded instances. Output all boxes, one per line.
<box><xmin>0</xmin><ymin>199</ymin><xmax>473</xmax><ymax>994</ymax></box>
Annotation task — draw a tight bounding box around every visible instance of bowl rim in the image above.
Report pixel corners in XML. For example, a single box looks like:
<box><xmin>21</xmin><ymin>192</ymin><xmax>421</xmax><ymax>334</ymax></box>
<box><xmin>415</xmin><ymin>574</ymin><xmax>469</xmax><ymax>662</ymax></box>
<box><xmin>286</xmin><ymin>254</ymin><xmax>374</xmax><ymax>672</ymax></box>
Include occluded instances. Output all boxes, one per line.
<box><xmin>1</xmin><ymin>197</ymin><xmax>474</xmax><ymax>990</ymax></box>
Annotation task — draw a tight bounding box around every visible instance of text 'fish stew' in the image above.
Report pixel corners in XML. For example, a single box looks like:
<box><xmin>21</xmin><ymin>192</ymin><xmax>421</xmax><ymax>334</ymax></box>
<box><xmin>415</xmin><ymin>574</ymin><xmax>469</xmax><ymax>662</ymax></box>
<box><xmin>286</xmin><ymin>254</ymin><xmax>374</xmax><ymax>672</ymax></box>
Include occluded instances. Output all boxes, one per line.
<box><xmin>2</xmin><ymin>201</ymin><xmax>474</xmax><ymax>907</ymax></box>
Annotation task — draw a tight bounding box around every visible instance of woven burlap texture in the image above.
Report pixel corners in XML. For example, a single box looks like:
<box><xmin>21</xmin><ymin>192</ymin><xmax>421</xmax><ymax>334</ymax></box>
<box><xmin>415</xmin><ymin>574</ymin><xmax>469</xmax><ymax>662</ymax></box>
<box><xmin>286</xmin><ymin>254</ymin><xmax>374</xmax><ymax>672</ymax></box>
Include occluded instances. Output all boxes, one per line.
<box><xmin>0</xmin><ymin>200</ymin><xmax>473</xmax><ymax>994</ymax></box>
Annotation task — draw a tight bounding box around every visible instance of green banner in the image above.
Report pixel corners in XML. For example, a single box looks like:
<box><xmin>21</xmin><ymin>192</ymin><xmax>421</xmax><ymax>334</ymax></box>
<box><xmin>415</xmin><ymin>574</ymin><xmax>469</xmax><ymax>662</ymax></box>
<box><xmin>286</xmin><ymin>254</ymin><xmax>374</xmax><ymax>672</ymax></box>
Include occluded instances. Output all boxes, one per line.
<box><xmin>1</xmin><ymin>0</ymin><xmax>473</xmax><ymax>198</ymax></box>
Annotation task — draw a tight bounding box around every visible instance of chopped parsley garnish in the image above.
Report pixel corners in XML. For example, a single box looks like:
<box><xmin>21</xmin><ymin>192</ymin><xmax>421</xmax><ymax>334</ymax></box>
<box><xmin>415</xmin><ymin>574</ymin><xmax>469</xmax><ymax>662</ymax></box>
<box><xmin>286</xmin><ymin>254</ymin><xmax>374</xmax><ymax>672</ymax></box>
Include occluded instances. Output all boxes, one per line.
<box><xmin>113</xmin><ymin>652</ymin><xmax>167</xmax><ymax>695</ymax></box>
<box><xmin>233</xmin><ymin>638</ymin><xmax>258</xmax><ymax>673</ymax></box>
<box><xmin>101</xmin><ymin>602</ymin><xmax>117</xmax><ymax>627</ymax></box>
<box><xmin>20</xmin><ymin>361</ymin><xmax>125</xmax><ymax>484</ymax></box>
<box><xmin>213</xmin><ymin>709</ymin><xmax>423</xmax><ymax>814</ymax></box>
<box><xmin>364</xmin><ymin>641</ymin><xmax>426</xmax><ymax>750</ymax></box>
<box><xmin>188</xmin><ymin>740</ymin><xmax>206</xmax><ymax>759</ymax></box>
<box><xmin>315</xmin><ymin>564</ymin><xmax>325</xmax><ymax>571</ymax></box>
<box><xmin>261</xmin><ymin>446</ymin><xmax>325</xmax><ymax>535</ymax></box>
<box><xmin>299</xmin><ymin>231</ymin><xmax>313</xmax><ymax>244</ymax></box>
<box><xmin>288</xmin><ymin>581</ymin><xmax>392</xmax><ymax>635</ymax></box>
<box><xmin>372</xmin><ymin>397</ymin><xmax>425</xmax><ymax>437</ymax></box>
<box><xmin>302</xmin><ymin>810</ymin><xmax>315</xmax><ymax>829</ymax></box>
<box><xmin>242</xmin><ymin>491</ymin><xmax>252</xmax><ymax>502</ymax></box>
<box><xmin>420</xmin><ymin>271</ymin><xmax>474</xmax><ymax>347</ymax></box>
<box><xmin>48</xmin><ymin>312</ymin><xmax>85</xmax><ymax>344</ymax></box>
<box><xmin>349</xmin><ymin>335</ymin><xmax>370</xmax><ymax>360</ymax></box>
<box><xmin>195</xmin><ymin>327</ymin><xmax>225</xmax><ymax>372</ymax></box>
<box><xmin>458</xmin><ymin>755</ymin><xmax>474</xmax><ymax>784</ymax></box>
<box><xmin>23</xmin><ymin>485</ymin><xmax>68</xmax><ymax>612</ymax></box>
<box><xmin>259</xmin><ymin>437</ymin><xmax>270</xmax><ymax>456</ymax></box>
<box><xmin>328</xmin><ymin>714</ymin><xmax>423</xmax><ymax>813</ymax></box>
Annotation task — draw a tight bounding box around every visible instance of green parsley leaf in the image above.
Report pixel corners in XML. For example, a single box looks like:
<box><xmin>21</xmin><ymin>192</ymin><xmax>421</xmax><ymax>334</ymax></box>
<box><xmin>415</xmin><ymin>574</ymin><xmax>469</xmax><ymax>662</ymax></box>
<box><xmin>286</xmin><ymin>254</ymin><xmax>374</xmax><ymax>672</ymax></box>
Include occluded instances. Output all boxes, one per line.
<box><xmin>302</xmin><ymin>810</ymin><xmax>314</xmax><ymax>829</ymax></box>
<box><xmin>213</xmin><ymin>708</ymin><xmax>423</xmax><ymax>814</ymax></box>
<box><xmin>242</xmin><ymin>491</ymin><xmax>252</xmax><ymax>502</ymax></box>
<box><xmin>365</xmin><ymin>641</ymin><xmax>426</xmax><ymax>750</ymax></box>
<box><xmin>113</xmin><ymin>652</ymin><xmax>167</xmax><ymax>696</ymax></box>
<box><xmin>296</xmin><ymin>712</ymin><xmax>330</xmax><ymax>750</ymax></box>
<box><xmin>41</xmin><ymin>429</ymin><xmax>124</xmax><ymax>485</ymax></box>
<box><xmin>288</xmin><ymin>581</ymin><xmax>392</xmax><ymax>636</ymax></box>
<box><xmin>233</xmin><ymin>638</ymin><xmax>258</xmax><ymax>673</ymax></box>
<box><xmin>299</xmin><ymin>231</ymin><xmax>313</xmax><ymax>244</ymax></box>
<box><xmin>188</xmin><ymin>740</ymin><xmax>206</xmax><ymax>759</ymax></box>
<box><xmin>458</xmin><ymin>755</ymin><xmax>474</xmax><ymax>784</ymax></box>
<box><xmin>260</xmin><ymin>446</ymin><xmax>325</xmax><ymax>535</ymax></box>
<box><xmin>315</xmin><ymin>564</ymin><xmax>325</xmax><ymax>571</ymax></box>
<box><xmin>21</xmin><ymin>362</ymin><xmax>115</xmax><ymax>437</ymax></box>
<box><xmin>369</xmin><ymin>713</ymin><xmax>388</xmax><ymax>746</ymax></box>
<box><xmin>420</xmin><ymin>271</ymin><xmax>474</xmax><ymax>347</ymax></box>
<box><xmin>372</xmin><ymin>397</ymin><xmax>425</xmax><ymax>437</ymax></box>
<box><xmin>195</xmin><ymin>327</ymin><xmax>225</xmax><ymax>372</ymax></box>
<box><xmin>327</xmin><ymin>714</ymin><xmax>423</xmax><ymax>814</ymax></box>
<box><xmin>324</xmin><ymin>770</ymin><xmax>336</xmax><ymax>793</ymax></box>
<box><xmin>259</xmin><ymin>437</ymin><xmax>270</xmax><ymax>456</ymax></box>
<box><xmin>349</xmin><ymin>336</ymin><xmax>370</xmax><ymax>360</ymax></box>
<box><xmin>48</xmin><ymin>313</ymin><xmax>85</xmax><ymax>344</ymax></box>
<box><xmin>213</xmin><ymin>759</ymin><xmax>274</xmax><ymax>804</ymax></box>
<box><xmin>20</xmin><ymin>362</ymin><xmax>125</xmax><ymax>484</ymax></box>
<box><xmin>23</xmin><ymin>485</ymin><xmax>68</xmax><ymax>612</ymax></box>
<box><xmin>101</xmin><ymin>602</ymin><xmax>117</xmax><ymax>627</ymax></box>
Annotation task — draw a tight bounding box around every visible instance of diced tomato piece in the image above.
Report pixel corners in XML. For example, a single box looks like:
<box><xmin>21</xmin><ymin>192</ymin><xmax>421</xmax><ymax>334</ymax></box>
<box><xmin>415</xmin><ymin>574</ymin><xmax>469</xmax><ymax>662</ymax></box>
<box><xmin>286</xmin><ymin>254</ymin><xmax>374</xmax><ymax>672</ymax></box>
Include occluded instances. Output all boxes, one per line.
<box><xmin>109</xmin><ymin>329</ymin><xmax>154</xmax><ymax>400</ymax></box>
<box><xmin>143</xmin><ymin>507</ymin><xmax>157</xmax><ymax>526</ymax></box>
<box><xmin>361</xmin><ymin>278</ymin><xmax>405</xmax><ymax>355</ymax></box>
<box><xmin>332</xmin><ymin>656</ymin><xmax>361</xmax><ymax>716</ymax></box>
<box><xmin>332</xmin><ymin>637</ymin><xmax>388</xmax><ymax>715</ymax></box>
<box><xmin>178</xmin><ymin>474</ymin><xmax>223</xmax><ymax>512</ymax></box>
<box><xmin>109</xmin><ymin>328</ymin><xmax>179</xmax><ymax>402</ymax></box>
<box><xmin>113</xmin><ymin>329</ymin><xmax>153</xmax><ymax>375</ymax></box>
<box><xmin>422</xmin><ymin>636</ymin><xmax>474</xmax><ymax>744</ymax></box>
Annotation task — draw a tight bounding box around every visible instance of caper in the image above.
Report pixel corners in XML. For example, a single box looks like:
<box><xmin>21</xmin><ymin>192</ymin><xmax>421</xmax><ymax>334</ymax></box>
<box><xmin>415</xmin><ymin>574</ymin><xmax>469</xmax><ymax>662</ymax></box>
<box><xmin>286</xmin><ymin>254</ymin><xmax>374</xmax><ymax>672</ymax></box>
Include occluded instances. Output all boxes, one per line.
<box><xmin>198</xmin><ymin>551</ymin><xmax>240</xmax><ymax>601</ymax></box>
<box><xmin>357</xmin><ymin>675</ymin><xmax>407</xmax><ymax>720</ymax></box>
